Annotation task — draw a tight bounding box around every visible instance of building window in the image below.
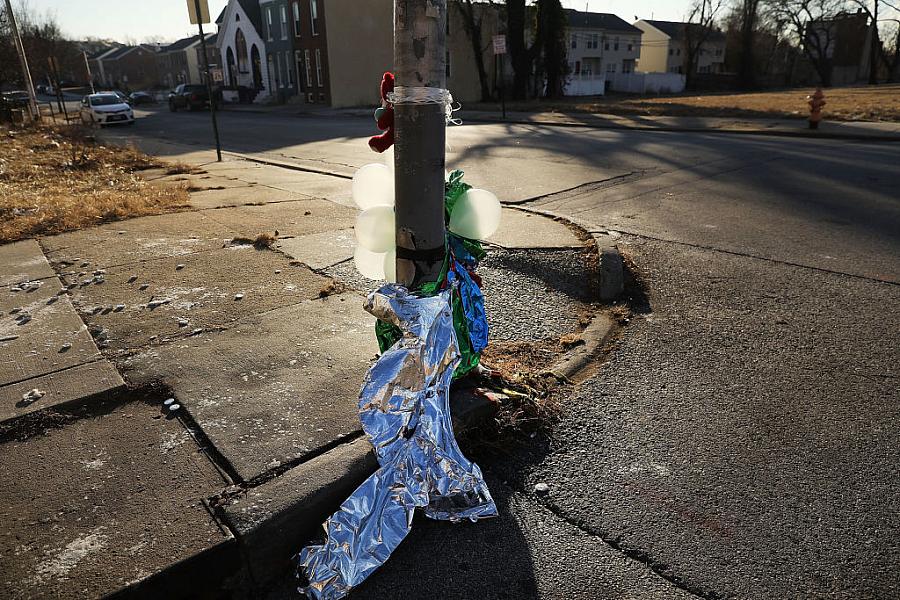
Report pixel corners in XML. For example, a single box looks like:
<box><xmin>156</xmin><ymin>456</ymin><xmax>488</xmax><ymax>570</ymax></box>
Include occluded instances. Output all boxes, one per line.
<box><xmin>606</xmin><ymin>63</ymin><xmax>616</xmax><ymax>73</ymax></box>
<box><xmin>622</xmin><ymin>59</ymin><xmax>635</xmax><ymax>74</ymax></box>
<box><xmin>571</xmin><ymin>35</ymin><xmax>577</xmax><ymax>49</ymax></box>
<box><xmin>627</xmin><ymin>42</ymin><xmax>633</xmax><ymax>52</ymax></box>
<box><xmin>668</xmin><ymin>48</ymin><xmax>673</xmax><ymax>56</ymax></box>
<box><xmin>676</xmin><ymin>48</ymin><xmax>681</xmax><ymax>56</ymax></box>
<box><xmin>281</xmin><ymin>5</ymin><xmax>289</xmax><ymax>40</ymax></box>
<box><xmin>446</xmin><ymin>50</ymin><xmax>451</xmax><ymax>77</ymax></box>
<box><xmin>587</xmin><ymin>34</ymin><xmax>598</xmax><ymax>50</ymax></box>
<box><xmin>310</xmin><ymin>0</ymin><xmax>319</xmax><ymax>36</ymax></box>
<box><xmin>286</xmin><ymin>51</ymin><xmax>295</xmax><ymax>86</ymax></box>
<box><xmin>304</xmin><ymin>49</ymin><xmax>312</xmax><ymax>88</ymax></box>
<box><xmin>614</xmin><ymin>37</ymin><xmax>619</xmax><ymax>51</ymax></box>
<box><xmin>604</xmin><ymin>41</ymin><xmax>610</xmax><ymax>51</ymax></box>
<box><xmin>715</xmin><ymin>48</ymin><xmax>722</xmax><ymax>57</ymax></box>
<box><xmin>266</xmin><ymin>7</ymin><xmax>274</xmax><ymax>41</ymax></box>
<box><xmin>574</xmin><ymin>60</ymin><xmax>581</xmax><ymax>75</ymax></box>
<box><xmin>315</xmin><ymin>48</ymin><xmax>323</xmax><ymax>87</ymax></box>
<box><xmin>293</xmin><ymin>1</ymin><xmax>301</xmax><ymax>36</ymax></box>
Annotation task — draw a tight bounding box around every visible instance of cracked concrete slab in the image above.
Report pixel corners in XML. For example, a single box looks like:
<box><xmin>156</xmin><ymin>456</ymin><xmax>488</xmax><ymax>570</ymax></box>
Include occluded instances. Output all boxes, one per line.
<box><xmin>276</xmin><ymin>229</ymin><xmax>355</xmax><ymax>271</ymax></box>
<box><xmin>0</xmin><ymin>399</ymin><xmax>229</xmax><ymax>600</ymax></box>
<box><xmin>60</xmin><ymin>245</ymin><xmax>332</xmax><ymax>353</ymax></box>
<box><xmin>189</xmin><ymin>185</ymin><xmax>306</xmax><ymax>209</ymax></box>
<box><xmin>205</xmin><ymin>199</ymin><xmax>357</xmax><ymax>241</ymax></box>
<box><xmin>0</xmin><ymin>279</ymin><xmax>100</xmax><ymax>386</ymax></box>
<box><xmin>122</xmin><ymin>292</ymin><xmax>378</xmax><ymax>482</ymax></box>
<box><xmin>0</xmin><ymin>240</ymin><xmax>56</xmax><ymax>287</ymax></box>
<box><xmin>0</xmin><ymin>360</ymin><xmax>124</xmax><ymax>423</ymax></box>
<box><xmin>42</xmin><ymin>212</ymin><xmax>237</xmax><ymax>270</ymax></box>
<box><xmin>488</xmin><ymin>208</ymin><xmax>584</xmax><ymax>249</ymax></box>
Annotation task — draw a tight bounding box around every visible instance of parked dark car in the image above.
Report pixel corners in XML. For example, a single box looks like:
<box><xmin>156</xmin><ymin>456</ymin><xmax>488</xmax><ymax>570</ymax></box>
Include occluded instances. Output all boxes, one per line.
<box><xmin>168</xmin><ymin>84</ymin><xmax>219</xmax><ymax>111</ymax></box>
<box><xmin>1</xmin><ymin>91</ymin><xmax>30</xmax><ymax>108</ymax></box>
<box><xmin>129</xmin><ymin>91</ymin><xmax>155</xmax><ymax>105</ymax></box>
<box><xmin>110</xmin><ymin>90</ymin><xmax>132</xmax><ymax>106</ymax></box>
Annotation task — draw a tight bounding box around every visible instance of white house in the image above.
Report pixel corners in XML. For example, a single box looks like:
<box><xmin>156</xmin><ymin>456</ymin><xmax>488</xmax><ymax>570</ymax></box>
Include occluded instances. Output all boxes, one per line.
<box><xmin>564</xmin><ymin>10</ymin><xmax>643</xmax><ymax>96</ymax></box>
<box><xmin>215</xmin><ymin>0</ymin><xmax>272</xmax><ymax>102</ymax></box>
<box><xmin>634</xmin><ymin>20</ymin><xmax>727</xmax><ymax>75</ymax></box>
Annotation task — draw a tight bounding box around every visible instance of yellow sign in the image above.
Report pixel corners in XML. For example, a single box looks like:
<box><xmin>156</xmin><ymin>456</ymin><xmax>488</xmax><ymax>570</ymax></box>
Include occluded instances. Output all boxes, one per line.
<box><xmin>187</xmin><ymin>0</ymin><xmax>211</xmax><ymax>25</ymax></box>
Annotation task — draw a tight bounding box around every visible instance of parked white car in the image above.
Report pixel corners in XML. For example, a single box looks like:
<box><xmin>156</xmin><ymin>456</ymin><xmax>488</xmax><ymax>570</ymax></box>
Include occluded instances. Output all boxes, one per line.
<box><xmin>79</xmin><ymin>93</ymin><xmax>134</xmax><ymax>127</ymax></box>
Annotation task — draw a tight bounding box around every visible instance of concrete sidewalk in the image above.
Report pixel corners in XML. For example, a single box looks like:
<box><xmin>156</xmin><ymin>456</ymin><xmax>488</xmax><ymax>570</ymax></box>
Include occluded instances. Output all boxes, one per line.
<box><xmin>0</xmin><ymin>148</ymin><xmax>608</xmax><ymax>598</ymax></box>
<box><xmin>219</xmin><ymin>101</ymin><xmax>900</xmax><ymax>141</ymax></box>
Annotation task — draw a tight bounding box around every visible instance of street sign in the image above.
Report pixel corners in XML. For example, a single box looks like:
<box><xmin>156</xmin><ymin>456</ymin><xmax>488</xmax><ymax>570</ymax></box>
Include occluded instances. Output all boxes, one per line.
<box><xmin>187</xmin><ymin>0</ymin><xmax>210</xmax><ymax>25</ymax></box>
<box><xmin>492</xmin><ymin>35</ymin><xmax>507</xmax><ymax>55</ymax></box>
<box><xmin>211</xmin><ymin>68</ymin><xmax>224</xmax><ymax>83</ymax></box>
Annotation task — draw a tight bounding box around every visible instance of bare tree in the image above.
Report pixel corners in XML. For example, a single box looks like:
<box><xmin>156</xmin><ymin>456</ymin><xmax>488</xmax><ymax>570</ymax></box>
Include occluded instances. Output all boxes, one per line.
<box><xmin>684</xmin><ymin>0</ymin><xmax>725</xmax><ymax>88</ymax></box>
<box><xmin>737</xmin><ymin>0</ymin><xmax>763</xmax><ymax>87</ymax></box>
<box><xmin>534</xmin><ymin>0</ymin><xmax>567</xmax><ymax>98</ymax></box>
<box><xmin>452</xmin><ymin>0</ymin><xmax>494</xmax><ymax>102</ymax></box>
<box><xmin>767</xmin><ymin>0</ymin><xmax>848</xmax><ymax>86</ymax></box>
<box><xmin>506</xmin><ymin>0</ymin><xmax>531</xmax><ymax>99</ymax></box>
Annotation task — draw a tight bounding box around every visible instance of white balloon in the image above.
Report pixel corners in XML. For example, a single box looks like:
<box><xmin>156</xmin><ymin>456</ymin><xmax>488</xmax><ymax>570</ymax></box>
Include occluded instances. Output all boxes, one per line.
<box><xmin>351</xmin><ymin>163</ymin><xmax>394</xmax><ymax>210</ymax></box>
<box><xmin>448</xmin><ymin>188</ymin><xmax>502</xmax><ymax>240</ymax></box>
<box><xmin>354</xmin><ymin>246</ymin><xmax>387</xmax><ymax>280</ymax></box>
<box><xmin>355</xmin><ymin>206</ymin><xmax>395</xmax><ymax>253</ymax></box>
<box><xmin>383</xmin><ymin>248</ymin><xmax>397</xmax><ymax>283</ymax></box>
<box><xmin>383</xmin><ymin>146</ymin><xmax>395</xmax><ymax>173</ymax></box>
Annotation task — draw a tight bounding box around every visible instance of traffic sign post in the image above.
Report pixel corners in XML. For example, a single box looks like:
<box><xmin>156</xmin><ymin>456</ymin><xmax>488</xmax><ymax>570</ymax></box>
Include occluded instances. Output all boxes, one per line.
<box><xmin>188</xmin><ymin>0</ymin><xmax>222</xmax><ymax>162</ymax></box>
<box><xmin>493</xmin><ymin>35</ymin><xmax>507</xmax><ymax>120</ymax></box>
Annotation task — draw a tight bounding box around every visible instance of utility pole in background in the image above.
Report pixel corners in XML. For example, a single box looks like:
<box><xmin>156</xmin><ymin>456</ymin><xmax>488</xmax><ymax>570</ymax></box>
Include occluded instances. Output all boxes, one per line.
<box><xmin>4</xmin><ymin>0</ymin><xmax>40</xmax><ymax>120</ymax></box>
<box><xmin>393</xmin><ymin>0</ymin><xmax>448</xmax><ymax>289</ymax></box>
<box><xmin>188</xmin><ymin>0</ymin><xmax>222</xmax><ymax>162</ymax></box>
<box><xmin>83</xmin><ymin>50</ymin><xmax>95</xmax><ymax>93</ymax></box>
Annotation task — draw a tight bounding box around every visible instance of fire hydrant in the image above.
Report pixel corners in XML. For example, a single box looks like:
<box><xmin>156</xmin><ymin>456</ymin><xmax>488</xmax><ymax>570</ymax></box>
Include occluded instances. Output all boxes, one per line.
<box><xmin>807</xmin><ymin>88</ymin><xmax>826</xmax><ymax>130</ymax></box>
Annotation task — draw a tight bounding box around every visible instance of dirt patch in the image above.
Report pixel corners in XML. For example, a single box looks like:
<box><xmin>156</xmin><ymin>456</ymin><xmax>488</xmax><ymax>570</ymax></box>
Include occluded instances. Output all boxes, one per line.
<box><xmin>477</xmin><ymin>84</ymin><xmax>900</xmax><ymax>123</ymax></box>
<box><xmin>0</xmin><ymin>123</ymin><xmax>190</xmax><ymax>244</ymax></box>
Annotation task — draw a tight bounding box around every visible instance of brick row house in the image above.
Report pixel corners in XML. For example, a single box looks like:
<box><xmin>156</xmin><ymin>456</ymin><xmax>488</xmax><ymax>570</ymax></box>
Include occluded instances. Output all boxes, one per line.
<box><xmin>214</xmin><ymin>0</ymin><xmax>391</xmax><ymax>106</ymax></box>
<box><xmin>157</xmin><ymin>33</ymin><xmax>219</xmax><ymax>89</ymax></box>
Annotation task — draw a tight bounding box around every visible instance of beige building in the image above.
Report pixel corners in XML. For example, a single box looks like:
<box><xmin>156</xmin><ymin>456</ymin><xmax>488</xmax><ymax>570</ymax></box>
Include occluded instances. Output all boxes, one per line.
<box><xmin>634</xmin><ymin>20</ymin><xmax>726</xmax><ymax>74</ymax></box>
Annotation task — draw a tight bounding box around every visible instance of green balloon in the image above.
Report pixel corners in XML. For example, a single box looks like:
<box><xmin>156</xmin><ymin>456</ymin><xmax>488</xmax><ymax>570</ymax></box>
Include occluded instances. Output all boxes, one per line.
<box><xmin>374</xmin><ymin>107</ymin><xmax>386</xmax><ymax>121</ymax></box>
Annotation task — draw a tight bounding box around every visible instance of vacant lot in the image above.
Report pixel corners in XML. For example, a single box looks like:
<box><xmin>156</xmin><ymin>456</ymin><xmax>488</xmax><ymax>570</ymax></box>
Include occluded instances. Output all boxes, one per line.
<box><xmin>491</xmin><ymin>84</ymin><xmax>900</xmax><ymax>122</ymax></box>
<box><xmin>0</xmin><ymin>124</ymin><xmax>190</xmax><ymax>244</ymax></box>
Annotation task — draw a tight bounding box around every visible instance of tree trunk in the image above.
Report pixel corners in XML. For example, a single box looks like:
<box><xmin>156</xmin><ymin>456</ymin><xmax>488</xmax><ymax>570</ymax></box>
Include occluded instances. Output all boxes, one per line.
<box><xmin>506</xmin><ymin>0</ymin><xmax>530</xmax><ymax>100</ymax></box>
<box><xmin>453</xmin><ymin>1</ymin><xmax>492</xmax><ymax>101</ymax></box>
<box><xmin>536</xmin><ymin>0</ymin><xmax>566</xmax><ymax>98</ymax></box>
<box><xmin>738</xmin><ymin>0</ymin><xmax>758</xmax><ymax>89</ymax></box>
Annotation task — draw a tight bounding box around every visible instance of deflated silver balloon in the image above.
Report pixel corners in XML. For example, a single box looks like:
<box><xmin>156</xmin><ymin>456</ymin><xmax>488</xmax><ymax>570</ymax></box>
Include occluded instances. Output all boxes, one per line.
<box><xmin>297</xmin><ymin>284</ymin><xmax>497</xmax><ymax>599</ymax></box>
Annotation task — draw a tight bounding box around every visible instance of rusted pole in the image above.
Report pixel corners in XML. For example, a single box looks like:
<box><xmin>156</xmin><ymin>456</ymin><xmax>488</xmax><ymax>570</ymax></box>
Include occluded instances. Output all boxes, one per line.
<box><xmin>393</xmin><ymin>0</ymin><xmax>447</xmax><ymax>289</ymax></box>
<box><xmin>4</xmin><ymin>0</ymin><xmax>40</xmax><ymax>120</ymax></box>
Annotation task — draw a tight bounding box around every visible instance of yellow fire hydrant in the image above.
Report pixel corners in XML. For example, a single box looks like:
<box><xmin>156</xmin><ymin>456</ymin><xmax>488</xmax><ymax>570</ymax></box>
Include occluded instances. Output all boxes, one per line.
<box><xmin>807</xmin><ymin>88</ymin><xmax>826</xmax><ymax>130</ymax></box>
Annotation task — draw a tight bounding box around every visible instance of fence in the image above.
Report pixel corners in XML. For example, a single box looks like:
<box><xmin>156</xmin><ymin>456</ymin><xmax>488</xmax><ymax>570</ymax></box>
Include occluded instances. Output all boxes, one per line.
<box><xmin>606</xmin><ymin>72</ymin><xmax>686</xmax><ymax>95</ymax></box>
<box><xmin>564</xmin><ymin>74</ymin><xmax>606</xmax><ymax>96</ymax></box>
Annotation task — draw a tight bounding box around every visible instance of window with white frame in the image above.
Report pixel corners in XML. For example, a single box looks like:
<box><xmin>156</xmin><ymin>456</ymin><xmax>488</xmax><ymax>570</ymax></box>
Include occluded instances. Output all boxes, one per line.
<box><xmin>304</xmin><ymin>49</ymin><xmax>312</xmax><ymax>89</ymax></box>
<box><xmin>266</xmin><ymin>7</ymin><xmax>274</xmax><ymax>41</ymax></box>
<box><xmin>310</xmin><ymin>0</ymin><xmax>319</xmax><ymax>35</ymax></box>
<box><xmin>293</xmin><ymin>1</ymin><xmax>301</xmax><ymax>36</ymax></box>
<box><xmin>606</xmin><ymin>63</ymin><xmax>616</xmax><ymax>73</ymax></box>
<box><xmin>588</xmin><ymin>34</ymin><xmax>598</xmax><ymax>49</ymax></box>
<box><xmin>281</xmin><ymin>5</ymin><xmax>288</xmax><ymax>40</ymax></box>
<box><xmin>286</xmin><ymin>51</ymin><xmax>295</xmax><ymax>86</ymax></box>
<box><xmin>315</xmin><ymin>48</ymin><xmax>323</xmax><ymax>87</ymax></box>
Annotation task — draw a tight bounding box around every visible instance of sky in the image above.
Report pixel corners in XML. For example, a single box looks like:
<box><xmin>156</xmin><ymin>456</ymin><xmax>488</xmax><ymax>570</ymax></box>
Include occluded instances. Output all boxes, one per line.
<box><xmin>21</xmin><ymin>0</ymin><xmax>690</xmax><ymax>44</ymax></box>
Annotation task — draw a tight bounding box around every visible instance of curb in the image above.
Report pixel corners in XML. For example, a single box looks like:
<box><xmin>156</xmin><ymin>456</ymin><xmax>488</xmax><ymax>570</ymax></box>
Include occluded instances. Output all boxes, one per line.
<box><xmin>457</xmin><ymin>114</ymin><xmax>900</xmax><ymax>143</ymax></box>
<box><xmin>217</xmin><ymin>386</ymin><xmax>499</xmax><ymax>588</ymax></box>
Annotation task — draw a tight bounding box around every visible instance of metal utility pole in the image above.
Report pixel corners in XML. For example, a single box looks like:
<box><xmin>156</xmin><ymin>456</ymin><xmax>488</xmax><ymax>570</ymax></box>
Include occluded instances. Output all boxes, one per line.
<box><xmin>83</xmin><ymin>50</ymin><xmax>95</xmax><ymax>93</ymax></box>
<box><xmin>4</xmin><ymin>0</ymin><xmax>40</xmax><ymax>119</ymax></box>
<box><xmin>393</xmin><ymin>0</ymin><xmax>447</xmax><ymax>289</ymax></box>
<box><xmin>189</xmin><ymin>0</ymin><xmax>222</xmax><ymax>161</ymax></box>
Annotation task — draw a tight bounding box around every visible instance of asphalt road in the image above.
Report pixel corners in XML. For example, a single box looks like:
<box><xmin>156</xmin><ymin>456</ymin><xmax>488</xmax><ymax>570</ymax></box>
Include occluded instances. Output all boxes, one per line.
<box><xmin>111</xmin><ymin>108</ymin><xmax>899</xmax><ymax>599</ymax></box>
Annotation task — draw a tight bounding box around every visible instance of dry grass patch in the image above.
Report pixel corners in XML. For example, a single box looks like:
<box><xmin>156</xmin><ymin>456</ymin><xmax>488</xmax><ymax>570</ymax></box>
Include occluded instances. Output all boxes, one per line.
<box><xmin>484</xmin><ymin>84</ymin><xmax>900</xmax><ymax>122</ymax></box>
<box><xmin>0</xmin><ymin>123</ymin><xmax>190</xmax><ymax>243</ymax></box>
